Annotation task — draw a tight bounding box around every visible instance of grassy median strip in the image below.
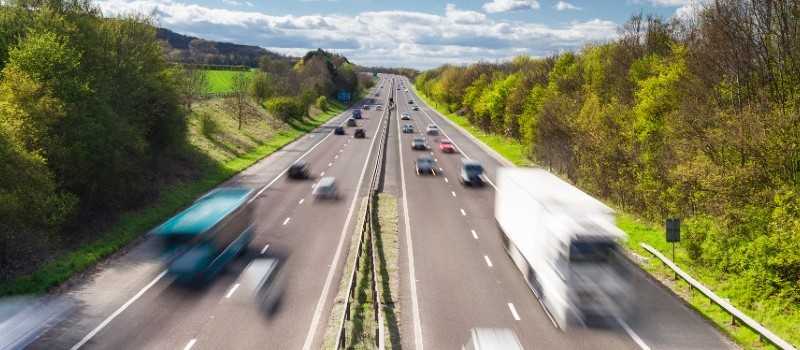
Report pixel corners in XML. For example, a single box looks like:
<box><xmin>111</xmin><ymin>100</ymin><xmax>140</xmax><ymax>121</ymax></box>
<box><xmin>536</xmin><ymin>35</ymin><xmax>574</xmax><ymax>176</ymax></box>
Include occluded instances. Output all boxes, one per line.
<box><xmin>321</xmin><ymin>193</ymin><xmax>401</xmax><ymax>350</ymax></box>
<box><xmin>374</xmin><ymin>194</ymin><xmax>401</xmax><ymax>349</ymax></box>
<box><xmin>0</xmin><ymin>100</ymin><xmax>347</xmax><ymax>296</ymax></box>
<box><xmin>415</xmin><ymin>86</ymin><xmax>798</xmax><ymax>349</ymax></box>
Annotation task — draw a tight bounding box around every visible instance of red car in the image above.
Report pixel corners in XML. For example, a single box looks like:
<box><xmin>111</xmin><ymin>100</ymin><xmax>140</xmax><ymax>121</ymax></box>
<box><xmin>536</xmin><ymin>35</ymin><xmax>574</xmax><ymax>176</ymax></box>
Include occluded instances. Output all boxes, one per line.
<box><xmin>439</xmin><ymin>139</ymin><xmax>456</xmax><ymax>153</ymax></box>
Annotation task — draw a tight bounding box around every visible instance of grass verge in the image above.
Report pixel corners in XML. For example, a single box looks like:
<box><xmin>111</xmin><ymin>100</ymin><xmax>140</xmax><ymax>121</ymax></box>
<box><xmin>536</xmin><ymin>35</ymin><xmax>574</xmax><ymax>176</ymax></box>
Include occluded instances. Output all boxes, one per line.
<box><xmin>0</xmin><ymin>99</ymin><xmax>348</xmax><ymax>296</ymax></box>
<box><xmin>620</xmin><ymin>214</ymin><xmax>799</xmax><ymax>349</ymax></box>
<box><xmin>414</xmin><ymin>84</ymin><xmax>798</xmax><ymax>349</ymax></box>
<box><xmin>374</xmin><ymin>194</ymin><xmax>401</xmax><ymax>349</ymax></box>
<box><xmin>322</xmin><ymin>198</ymin><xmax>368</xmax><ymax>349</ymax></box>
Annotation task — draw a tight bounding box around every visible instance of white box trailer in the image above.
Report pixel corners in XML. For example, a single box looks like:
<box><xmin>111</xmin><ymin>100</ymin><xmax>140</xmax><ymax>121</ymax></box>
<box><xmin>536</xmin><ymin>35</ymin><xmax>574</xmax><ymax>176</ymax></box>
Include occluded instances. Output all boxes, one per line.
<box><xmin>495</xmin><ymin>168</ymin><xmax>634</xmax><ymax>329</ymax></box>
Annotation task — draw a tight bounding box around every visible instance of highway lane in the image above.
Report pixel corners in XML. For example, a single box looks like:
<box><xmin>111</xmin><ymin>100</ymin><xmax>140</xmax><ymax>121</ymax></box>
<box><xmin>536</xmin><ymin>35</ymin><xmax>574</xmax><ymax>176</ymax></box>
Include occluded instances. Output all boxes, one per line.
<box><xmin>389</xmin><ymin>75</ymin><xmax>735</xmax><ymax>349</ymax></box>
<box><xmin>24</xmin><ymin>82</ymin><xmax>390</xmax><ymax>349</ymax></box>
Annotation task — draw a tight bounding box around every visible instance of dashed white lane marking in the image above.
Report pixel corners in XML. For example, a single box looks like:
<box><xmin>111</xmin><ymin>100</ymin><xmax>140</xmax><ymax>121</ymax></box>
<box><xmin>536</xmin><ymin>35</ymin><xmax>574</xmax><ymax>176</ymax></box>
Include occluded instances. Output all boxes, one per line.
<box><xmin>444</xmin><ymin>178</ymin><xmax>449</xmax><ymax>183</ymax></box>
<box><xmin>260</xmin><ymin>244</ymin><xmax>270</xmax><ymax>254</ymax></box>
<box><xmin>451</xmin><ymin>191</ymin><xmax>456</xmax><ymax>197</ymax></box>
<box><xmin>508</xmin><ymin>303</ymin><xmax>521</xmax><ymax>321</ymax></box>
<box><xmin>299</xmin><ymin>198</ymin><xmax>305</xmax><ymax>204</ymax></box>
<box><xmin>335</xmin><ymin>155</ymin><xmax>338</xmax><ymax>159</ymax></box>
<box><xmin>71</xmin><ymin>270</ymin><xmax>168</xmax><ymax>349</ymax></box>
<box><xmin>616</xmin><ymin>316</ymin><xmax>651</xmax><ymax>350</ymax></box>
<box><xmin>320</xmin><ymin>172</ymin><xmax>325</xmax><ymax>177</ymax></box>
<box><xmin>340</xmin><ymin>149</ymin><xmax>343</xmax><ymax>152</ymax></box>
<box><xmin>225</xmin><ymin>283</ymin><xmax>240</xmax><ymax>298</ymax></box>
<box><xmin>183</xmin><ymin>338</ymin><xmax>197</xmax><ymax>350</ymax></box>
<box><xmin>283</xmin><ymin>217</ymin><xmax>290</xmax><ymax>225</ymax></box>
<box><xmin>328</xmin><ymin>162</ymin><xmax>332</xmax><ymax>167</ymax></box>
<box><xmin>484</xmin><ymin>256</ymin><xmax>493</xmax><ymax>267</ymax></box>
<box><xmin>460</xmin><ymin>209</ymin><xmax>466</xmax><ymax>216</ymax></box>
<box><xmin>471</xmin><ymin>230</ymin><xmax>478</xmax><ymax>239</ymax></box>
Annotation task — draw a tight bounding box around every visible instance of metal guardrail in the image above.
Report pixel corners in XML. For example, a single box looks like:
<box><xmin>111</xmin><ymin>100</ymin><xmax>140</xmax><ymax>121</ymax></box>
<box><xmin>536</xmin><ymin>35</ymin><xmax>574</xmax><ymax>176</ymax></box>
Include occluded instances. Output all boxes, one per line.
<box><xmin>640</xmin><ymin>243</ymin><xmax>796</xmax><ymax>350</ymax></box>
<box><xmin>334</xmin><ymin>82</ymin><xmax>391</xmax><ymax>350</ymax></box>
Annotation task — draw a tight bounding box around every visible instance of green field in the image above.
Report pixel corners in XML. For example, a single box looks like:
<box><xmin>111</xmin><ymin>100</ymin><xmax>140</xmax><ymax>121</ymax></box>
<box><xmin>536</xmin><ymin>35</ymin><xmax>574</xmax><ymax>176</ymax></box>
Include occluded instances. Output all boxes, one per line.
<box><xmin>202</xmin><ymin>69</ymin><xmax>257</xmax><ymax>93</ymax></box>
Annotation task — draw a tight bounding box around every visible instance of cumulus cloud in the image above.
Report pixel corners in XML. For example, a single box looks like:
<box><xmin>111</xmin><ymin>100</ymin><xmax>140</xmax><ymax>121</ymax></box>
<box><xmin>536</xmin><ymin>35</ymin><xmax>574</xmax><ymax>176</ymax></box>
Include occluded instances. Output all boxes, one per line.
<box><xmin>482</xmin><ymin>0</ymin><xmax>540</xmax><ymax>13</ymax></box>
<box><xmin>96</xmin><ymin>0</ymin><xmax>617</xmax><ymax>69</ymax></box>
<box><xmin>555</xmin><ymin>1</ymin><xmax>580</xmax><ymax>11</ymax></box>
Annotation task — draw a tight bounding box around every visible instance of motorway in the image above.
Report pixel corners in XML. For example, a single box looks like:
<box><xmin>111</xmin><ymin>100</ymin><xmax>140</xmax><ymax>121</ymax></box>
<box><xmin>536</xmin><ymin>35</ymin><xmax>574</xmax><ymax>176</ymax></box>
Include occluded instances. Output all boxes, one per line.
<box><xmin>3</xmin><ymin>76</ymin><xmax>736</xmax><ymax>350</ymax></box>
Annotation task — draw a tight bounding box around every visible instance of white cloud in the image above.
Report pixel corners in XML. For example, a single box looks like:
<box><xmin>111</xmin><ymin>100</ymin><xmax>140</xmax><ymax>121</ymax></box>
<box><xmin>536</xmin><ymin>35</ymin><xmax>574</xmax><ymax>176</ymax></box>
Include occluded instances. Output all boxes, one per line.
<box><xmin>555</xmin><ymin>1</ymin><xmax>580</xmax><ymax>11</ymax></box>
<box><xmin>96</xmin><ymin>0</ymin><xmax>617</xmax><ymax>69</ymax></box>
<box><xmin>220</xmin><ymin>0</ymin><xmax>239</xmax><ymax>5</ymax></box>
<box><xmin>482</xmin><ymin>0</ymin><xmax>540</xmax><ymax>13</ymax></box>
<box><xmin>648</xmin><ymin>0</ymin><xmax>693</xmax><ymax>6</ymax></box>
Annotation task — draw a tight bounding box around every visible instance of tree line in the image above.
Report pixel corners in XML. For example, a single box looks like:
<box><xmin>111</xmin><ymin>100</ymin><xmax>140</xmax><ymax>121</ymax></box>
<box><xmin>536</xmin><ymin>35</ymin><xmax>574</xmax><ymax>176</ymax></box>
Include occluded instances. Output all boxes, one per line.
<box><xmin>0</xmin><ymin>0</ymin><xmax>371</xmax><ymax>283</ymax></box>
<box><xmin>416</xmin><ymin>0</ymin><xmax>800</xmax><ymax>304</ymax></box>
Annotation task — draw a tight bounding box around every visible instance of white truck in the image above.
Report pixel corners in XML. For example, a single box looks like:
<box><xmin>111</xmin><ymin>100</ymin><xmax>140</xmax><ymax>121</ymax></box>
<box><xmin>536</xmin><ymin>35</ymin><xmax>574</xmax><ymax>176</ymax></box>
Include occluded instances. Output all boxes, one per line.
<box><xmin>495</xmin><ymin>168</ymin><xmax>634</xmax><ymax>329</ymax></box>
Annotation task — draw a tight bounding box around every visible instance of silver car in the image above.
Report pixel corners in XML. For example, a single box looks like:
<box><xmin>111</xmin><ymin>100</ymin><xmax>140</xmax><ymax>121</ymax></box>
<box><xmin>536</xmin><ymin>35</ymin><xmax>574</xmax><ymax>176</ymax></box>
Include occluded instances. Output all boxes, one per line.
<box><xmin>313</xmin><ymin>177</ymin><xmax>338</xmax><ymax>199</ymax></box>
<box><xmin>415</xmin><ymin>156</ymin><xmax>435</xmax><ymax>175</ymax></box>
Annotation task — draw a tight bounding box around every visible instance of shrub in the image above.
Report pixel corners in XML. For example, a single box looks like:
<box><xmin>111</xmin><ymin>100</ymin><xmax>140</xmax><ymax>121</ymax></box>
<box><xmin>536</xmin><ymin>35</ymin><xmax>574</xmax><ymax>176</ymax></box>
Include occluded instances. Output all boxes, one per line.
<box><xmin>198</xmin><ymin>112</ymin><xmax>219</xmax><ymax>137</ymax></box>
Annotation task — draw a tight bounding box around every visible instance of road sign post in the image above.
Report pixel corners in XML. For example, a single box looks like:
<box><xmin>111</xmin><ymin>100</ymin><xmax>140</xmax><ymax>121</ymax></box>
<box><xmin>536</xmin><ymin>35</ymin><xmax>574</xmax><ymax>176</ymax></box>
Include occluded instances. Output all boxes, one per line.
<box><xmin>666</xmin><ymin>218</ymin><xmax>681</xmax><ymax>279</ymax></box>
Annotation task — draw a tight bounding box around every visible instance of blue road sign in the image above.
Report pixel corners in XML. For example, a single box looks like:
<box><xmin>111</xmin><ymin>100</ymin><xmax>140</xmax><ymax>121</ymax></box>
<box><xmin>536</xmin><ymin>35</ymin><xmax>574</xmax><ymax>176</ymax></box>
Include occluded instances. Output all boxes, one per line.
<box><xmin>337</xmin><ymin>91</ymin><xmax>351</xmax><ymax>100</ymax></box>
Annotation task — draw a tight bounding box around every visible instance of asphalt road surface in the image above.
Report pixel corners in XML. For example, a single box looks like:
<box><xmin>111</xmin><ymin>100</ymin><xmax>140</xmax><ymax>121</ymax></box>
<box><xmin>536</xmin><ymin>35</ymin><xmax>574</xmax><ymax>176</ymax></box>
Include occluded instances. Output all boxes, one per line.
<box><xmin>4</xmin><ymin>76</ymin><xmax>736</xmax><ymax>350</ymax></box>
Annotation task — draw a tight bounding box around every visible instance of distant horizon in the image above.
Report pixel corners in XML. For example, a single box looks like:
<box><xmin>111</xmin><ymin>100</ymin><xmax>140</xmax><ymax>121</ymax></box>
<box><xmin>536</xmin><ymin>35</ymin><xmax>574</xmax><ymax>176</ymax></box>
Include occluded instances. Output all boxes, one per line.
<box><xmin>98</xmin><ymin>0</ymin><xmax>699</xmax><ymax>70</ymax></box>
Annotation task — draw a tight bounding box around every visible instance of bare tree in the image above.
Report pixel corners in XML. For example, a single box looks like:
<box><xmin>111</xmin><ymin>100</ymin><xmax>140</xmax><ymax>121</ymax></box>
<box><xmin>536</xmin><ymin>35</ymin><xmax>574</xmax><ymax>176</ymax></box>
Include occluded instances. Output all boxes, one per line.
<box><xmin>177</xmin><ymin>66</ymin><xmax>208</xmax><ymax>110</ymax></box>
<box><xmin>224</xmin><ymin>72</ymin><xmax>256</xmax><ymax>129</ymax></box>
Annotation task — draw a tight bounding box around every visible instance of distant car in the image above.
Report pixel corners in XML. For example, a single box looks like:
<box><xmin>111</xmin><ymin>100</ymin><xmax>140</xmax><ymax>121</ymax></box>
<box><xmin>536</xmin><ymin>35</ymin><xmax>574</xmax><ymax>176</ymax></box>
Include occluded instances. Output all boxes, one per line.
<box><xmin>439</xmin><ymin>139</ymin><xmax>455</xmax><ymax>153</ymax></box>
<box><xmin>459</xmin><ymin>158</ymin><xmax>484</xmax><ymax>186</ymax></box>
<box><xmin>400</xmin><ymin>113</ymin><xmax>411</xmax><ymax>120</ymax></box>
<box><xmin>415</xmin><ymin>155</ymin><xmax>435</xmax><ymax>175</ymax></box>
<box><xmin>346</xmin><ymin>118</ymin><xmax>357</xmax><ymax>127</ymax></box>
<box><xmin>334</xmin><ymin>126</ymin><xmax>345</xmax><ymax>135</ymax></box>
<box><xmin>375</xmin><ymin>104</ymin><xmax>383</xmax><ymax>111</ymax></box>
<box><xmin>412</xmin><ymin>105</ymin><xmax>420</xmax><ymax>111</ymax></box>
<box><xmin>287</xmin><ymin>160</ymin><xmax>309</xmax><ymax>179</ymax></box>
<box><xmin>402</xmin><ymin>124</ymin><xmax>414</xmax><ymax>133</ymax></box>
<box><xmin>405</xmin><ymin>89</ymin><xmax>409</xmax><ymax>92</ymax></box>
<box><xmin>363</xmin><ymin>105</ymin><xmax>370</xmax><ymax>110</ymax></box>
<box><xmin>408</xmin><ymin>99</ymin><xmax>414</xmax><ymax>104</ymax></box>
<box><xmin>352</xmin><ymin>110</ymin><xmax>362</xmax><ymax>119</ymax></box>
<box><xmin>426</xmin><ymin>124</ymin><xmax>439</xmax><ymax>135</ymax></box>
<box><xmin>375</xmin><ymin>92</ymin><xmax>380</xmax><ymax>96</ymax></box>
<box><xmin>313</xmin><ymin>177</ymin><xmax>338</xmax><ymax>199</ymax></box>
<box><xmin>411</xmin><ymin>137</ymin><xmax>427</xmax><ymax>150</ymax></box>
<box><xmin>354</xmin><ymin>128</ymin><xmax>366</xmax><ymax>138</ymax></box>
<box><xmin>397</xmin><ymin>87</ymin><xmax>401</xmax><ymax>90</ymax></box>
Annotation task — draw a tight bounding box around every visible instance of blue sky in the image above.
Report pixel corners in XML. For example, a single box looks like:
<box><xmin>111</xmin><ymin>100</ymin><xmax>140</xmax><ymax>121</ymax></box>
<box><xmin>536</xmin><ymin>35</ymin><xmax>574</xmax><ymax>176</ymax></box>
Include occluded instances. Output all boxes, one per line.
<box><xmin>96</xmin><ymin>0</ymin><xmax>699</xmax><ymax>69</ymax></box>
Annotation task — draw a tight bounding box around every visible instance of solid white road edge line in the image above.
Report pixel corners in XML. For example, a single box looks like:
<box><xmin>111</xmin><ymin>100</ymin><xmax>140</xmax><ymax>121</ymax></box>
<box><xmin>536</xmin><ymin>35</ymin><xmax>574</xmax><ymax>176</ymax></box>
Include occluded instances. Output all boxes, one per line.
<box><xmin>183</xmin><ymin>338</ymin><xmax>197</xmax><ymax>350</ymax></box>
<box><xmin>71</xmin><ymin>270</ymin><xmax>168</xmax><ymax>349</ymax></box>
<box><xmin>616</xmin><ymin>316</ymin><xmax>651</xmax><ymax>350</ymax></box>
<box><xmin>398</xmin><ymin>107</ymin><xmax>425</xmax><ymax>350</ymax></box>
<box><xmin>508</xmin><ymin>303</ymin><xmax>521</xmax><ymax>321</ymax></box>
<box><xmin>225</xmin><ymin>283</ymin><xmax>240</xmax><ymax>298</ymax></box>
<box><xmin>301</xmin><ymin>107</ymin><xmax>383</xmax><ymax>350</ymax></box>
<box><xmin>72</xmin><ymin>110</ymin><xmax>351</xmax><ymax>350</ymax></box>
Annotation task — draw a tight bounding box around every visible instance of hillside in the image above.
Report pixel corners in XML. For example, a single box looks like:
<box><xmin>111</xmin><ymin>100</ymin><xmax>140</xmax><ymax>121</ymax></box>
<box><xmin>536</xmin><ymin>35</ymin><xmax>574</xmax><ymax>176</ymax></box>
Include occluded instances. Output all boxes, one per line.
<box><xmin>157</xmin><ymin>27</ymin><xmax>294</xmax><ymax>67</ymax></box>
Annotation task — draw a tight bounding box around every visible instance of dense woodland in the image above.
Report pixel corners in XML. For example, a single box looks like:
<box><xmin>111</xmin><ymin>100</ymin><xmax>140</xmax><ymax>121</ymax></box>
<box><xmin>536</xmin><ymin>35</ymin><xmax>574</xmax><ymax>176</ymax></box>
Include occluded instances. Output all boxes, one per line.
<box><xmin>417</xmin><ymin>0</ymin><xmax>800</xmax><ymax>305</ymax></box>
<box><xmin>0</xmin><ymin>0</ymin><xmax>369</xmax><ymax>283</ymax></box>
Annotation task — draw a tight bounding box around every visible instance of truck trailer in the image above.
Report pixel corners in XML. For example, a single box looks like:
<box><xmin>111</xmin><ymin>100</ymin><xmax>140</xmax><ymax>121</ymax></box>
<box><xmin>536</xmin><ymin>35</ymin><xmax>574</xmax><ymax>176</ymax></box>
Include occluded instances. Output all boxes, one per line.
<box><xmin>495</xmin><ymin>168</ymin><xmax>634</xmax><ymax>329</ymax></box>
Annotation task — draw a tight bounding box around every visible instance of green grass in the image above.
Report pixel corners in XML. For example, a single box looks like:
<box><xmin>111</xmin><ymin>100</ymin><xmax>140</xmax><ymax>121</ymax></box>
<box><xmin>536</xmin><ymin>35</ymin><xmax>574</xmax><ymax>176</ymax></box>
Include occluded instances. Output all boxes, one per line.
<box><xmin>414</xmin><ymin>90</ymin><xmax>531</xmax><ymax>166</ymax></box>
<box><xmin>620</xmin><ymin>213</ymin><xmax>799</xmax><ymax>349</ymax></box>
<box><xmin>414</xmin><ymin>84</ymin><xmax>799</xmax><ymax>349</ymax></box>
<box><xmin>322</xmin><ymin>198</ymin><xmax>368</xmax><ymax>349</ymax></box>
<box><xmin>202</xmin><ymin>69</ymin><xmax>257</xmax><ymax>93</ymax></box>
<box><xmin>0</xmin><ymin>97</ymin><xmax>348</xmax><ymax>296</ymax></box>
<box><xmin>374</xmin><ymin>194</ymin><xmax>401</xmax><ymax>349</ymax></box>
